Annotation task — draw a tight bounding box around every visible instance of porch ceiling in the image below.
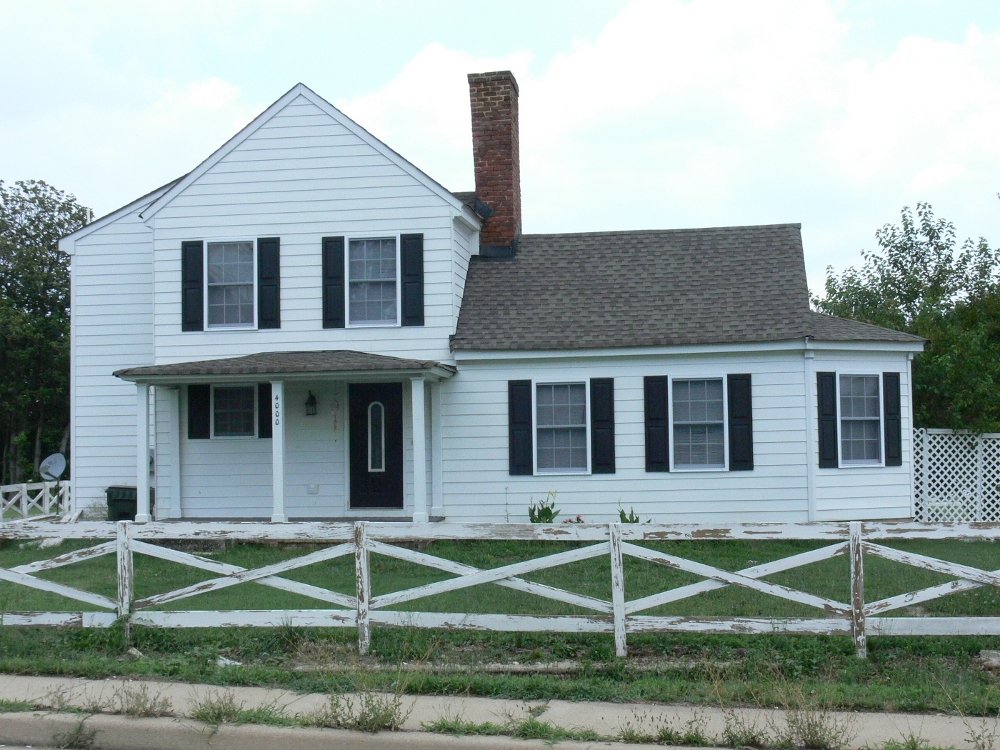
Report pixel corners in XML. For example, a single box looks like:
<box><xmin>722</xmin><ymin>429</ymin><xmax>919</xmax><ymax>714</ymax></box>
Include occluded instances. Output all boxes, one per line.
<box><xmin>114</xmin><ymin>350</ymin><xmax>457</xmax><ymax>384</ymax></box>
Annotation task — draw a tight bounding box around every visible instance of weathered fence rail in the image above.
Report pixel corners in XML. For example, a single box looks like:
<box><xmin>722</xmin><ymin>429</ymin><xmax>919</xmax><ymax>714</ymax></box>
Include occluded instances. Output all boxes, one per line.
<box><xmin>3</xmin><ymin>520</ymin><xmax>1000</xmax><ymax>659</ymax></box>
<box><xmin>0</xmin><ymin>481</ymin><xmax>71</xmax><ymax>520</ymax></box>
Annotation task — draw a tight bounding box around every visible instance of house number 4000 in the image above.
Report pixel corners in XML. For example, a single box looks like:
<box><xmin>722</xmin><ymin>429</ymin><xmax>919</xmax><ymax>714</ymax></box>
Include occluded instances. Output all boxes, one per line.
<box><xmin>273</xmin><ymin>394</ymin><xmax>281</xmax><ymax>426</ymax></box>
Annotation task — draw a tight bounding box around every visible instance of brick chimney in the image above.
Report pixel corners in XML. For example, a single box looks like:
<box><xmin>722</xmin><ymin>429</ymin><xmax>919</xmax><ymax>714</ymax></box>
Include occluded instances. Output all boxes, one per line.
<box><xmin>468</xmin><ymin>71</ymin><xmax>521</xmax><ymax>255</ymax></box>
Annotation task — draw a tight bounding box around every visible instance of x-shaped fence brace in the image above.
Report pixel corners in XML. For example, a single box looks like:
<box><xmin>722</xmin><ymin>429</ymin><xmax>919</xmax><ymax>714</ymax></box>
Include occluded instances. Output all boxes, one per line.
<box><xmin>7</xmin><ymin>521</ymin><xmax>1000</xmax><ymax>657</ymax></box>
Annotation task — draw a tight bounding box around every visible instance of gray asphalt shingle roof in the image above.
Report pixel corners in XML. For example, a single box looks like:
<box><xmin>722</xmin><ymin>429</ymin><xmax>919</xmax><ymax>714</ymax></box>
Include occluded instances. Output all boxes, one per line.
<box><xmin>115</xmin><ymin>350</ymin><xmax>455</xmax><ymax>381</ymax></box>
<box><xmin>451</xmin><ymin>224</ymin><xmax>923</xmax><ymax>351</ymax></box>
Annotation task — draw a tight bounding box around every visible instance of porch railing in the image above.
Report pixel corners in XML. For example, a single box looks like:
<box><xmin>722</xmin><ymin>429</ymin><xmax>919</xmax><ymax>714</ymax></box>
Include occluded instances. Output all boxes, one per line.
<box><xmin>0</xmin><ymin>481</ymin><xmax>71</xmax><ymax>520</ymax></box>
<box><xmin>3</xmin><ymin>520</ymin><xmax>1000</xmax><ymax>659</ymax></box>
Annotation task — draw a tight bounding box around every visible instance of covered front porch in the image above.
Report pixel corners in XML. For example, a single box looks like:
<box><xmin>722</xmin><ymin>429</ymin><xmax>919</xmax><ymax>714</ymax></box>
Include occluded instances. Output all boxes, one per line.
<box><xmin>115</xmin><ymin>351</ymin><xmax>456</xmax><ymax>523</ymax></box>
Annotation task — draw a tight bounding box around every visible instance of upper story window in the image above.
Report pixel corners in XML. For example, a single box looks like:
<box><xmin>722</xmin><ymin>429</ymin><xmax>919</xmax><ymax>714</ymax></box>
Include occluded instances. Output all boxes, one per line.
<box><xmin>207</xmin><ymin>241</ymin><xmax>254</xmax><ymax>328</ymax></box>
<box><xmin>349</xmin><ymin>237</ymin><xmax>397</xmax><ymax>325</ymax></box>
<box><xmin>672</xmin><ymin>378</ymin><xmax>725</xmax><ymax>469</ymax></box>
<box><xmin>536</xmin><ymin>383</ymin><xmax>588</xmax><ymax>473</ymax></box>
<box><xmin>840</xmin><ymin>375</ymin><xmax>881</xmax><ymax>464</ymax></box>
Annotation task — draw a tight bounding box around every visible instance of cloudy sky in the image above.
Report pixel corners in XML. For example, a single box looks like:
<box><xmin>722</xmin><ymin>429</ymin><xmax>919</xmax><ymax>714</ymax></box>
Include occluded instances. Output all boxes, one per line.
<box><xmin>2</xmin><ymin>0</ymin><xmax>999</xmax><ymax>293</ymax></box>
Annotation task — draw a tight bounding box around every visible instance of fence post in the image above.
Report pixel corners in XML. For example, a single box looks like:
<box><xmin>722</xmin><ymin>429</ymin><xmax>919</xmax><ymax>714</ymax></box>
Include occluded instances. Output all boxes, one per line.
<box><xmin>20</xmin><ymin>483</ymin><xmax>28</xmax><ymax>519</ymax></box>
<box><xmin>609</xmin><ymin>522</ymin><xmax>627</xmax><ymax>658</ymax></box>
<box><xmin>849</xmin><ymin>521</ymin><xmax>867</xmax><ymax>659</ymax></box>
<box><xmin>355</xmin><ymin>521</ymin><xmax>371</xmax><ymax>655</ymax></box>
<box><xmin>116</xmin><ymin>521</ymin><xmax>134</xmax><ymax>639</ymax></box>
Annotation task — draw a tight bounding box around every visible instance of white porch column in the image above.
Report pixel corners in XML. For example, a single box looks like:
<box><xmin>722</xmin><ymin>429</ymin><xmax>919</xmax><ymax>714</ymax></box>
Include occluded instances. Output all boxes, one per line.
<box><xmin>135</xmin><ymin>383</ymin><xmax>150</xmax><ymax>523</ymax></box>
<box><xmin>270</xmin><ymin>380</ymin><xmax>287</xmax><ymax>523</ymax></box>
<box><xmin>411</xmin><ymin>377</ymin><xmax>428</xmax><ymax>523</ymax></box>
<box><xmin>164</xmin><ymin>387</ymin><xmax>182</xmax><ymax>519</ymax></box>
<box><xmin>430</xmin><ymin>381</ymin><xmax>444</xmax><ymax>518</ymax></box>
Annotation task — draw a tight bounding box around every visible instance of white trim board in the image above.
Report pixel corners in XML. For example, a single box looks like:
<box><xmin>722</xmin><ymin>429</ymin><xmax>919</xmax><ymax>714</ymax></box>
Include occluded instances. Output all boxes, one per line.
<box><xmin>454</xmin><ymin>339</ymin><xmax>924</xmax><ymax>363</ymax></box>
<box><xmin>139</xmin><ymin>83</ymin><xmax>473</xmax><ymax>226</ymax></box>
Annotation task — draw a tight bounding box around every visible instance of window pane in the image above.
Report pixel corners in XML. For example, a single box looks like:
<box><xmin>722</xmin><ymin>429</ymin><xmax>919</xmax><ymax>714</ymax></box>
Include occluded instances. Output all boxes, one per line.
<box><xmin>369</xmin><ymin>402</ymin><xmax>384</xmax><ymax>472</ymax></box>
<box><xmin>348</xmin><ymin>238</ymin><xmax>397</xmax><ymax>323</ymax></box>
<box><xmin>213</xmin><ymin>386</ymin><xmax>255</xmax><ymax>437</ymax></box>
<box><xmin>536</xmin><ymin>383</ymin><xmax>588</xmax><ymax>471</ymax></box>
<box><xmin>840</xmin><ymin>375</ymin><xmax>881</xmax><ymax>463</ymax></box>
<box><xmin>206</xmin><ymin>242</ymin><xmax>254</xmax><ymax>327</ymax></box>
<box><xmin>674</xmin><ymin>423</ymin><xmax>725</xmax><ymax>468</ymax></box>
<box><xmin>672</xmin><ymin>378</ymin><xmax>725</xmax><ymax>468</ymax></box>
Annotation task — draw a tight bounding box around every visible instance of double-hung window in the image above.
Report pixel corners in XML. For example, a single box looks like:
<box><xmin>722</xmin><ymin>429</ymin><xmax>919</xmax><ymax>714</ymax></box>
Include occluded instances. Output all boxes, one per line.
<box><xmin>535</xmin><ymin>383</ymin><xmax>589</xmax><ymax>473</ymax></box>
<box><xmin>207</xmin><ymin>241</ymin><xmax>255</xmax><ymax>328</ymax></box>
<box><xmin>348</xmin><ymin>237</ymin><xmax>398</xmax><ymax>325</ymax></box>
<box><xmin>672</xmin><ymin>378</ymin><xmax>726</xmax><ymax>470</ymax></box>
<box><xmin>839</xmin><ymin>375</ymin><xmax>881</xmax><ymax>464</ymax></box>
<box><xmin>212</xmin><ymin>385</ymin><xmax>256</xmax><ymax>438</ymax></box>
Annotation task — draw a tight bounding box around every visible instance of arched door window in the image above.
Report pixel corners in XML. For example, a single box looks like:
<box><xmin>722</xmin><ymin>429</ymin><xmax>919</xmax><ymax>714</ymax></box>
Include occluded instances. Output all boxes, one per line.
<box><xmin>368</xmin><ymin>401</ymin><xmax>385</xmax><ymax>472</ymax></box>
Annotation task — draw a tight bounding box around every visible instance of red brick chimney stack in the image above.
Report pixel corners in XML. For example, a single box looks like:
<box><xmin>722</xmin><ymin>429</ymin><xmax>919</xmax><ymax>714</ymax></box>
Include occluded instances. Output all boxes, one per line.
<box><xmin>468</xmin><ymin>71</ymin><xmax>521</xmax><ymax>252</ymax></box>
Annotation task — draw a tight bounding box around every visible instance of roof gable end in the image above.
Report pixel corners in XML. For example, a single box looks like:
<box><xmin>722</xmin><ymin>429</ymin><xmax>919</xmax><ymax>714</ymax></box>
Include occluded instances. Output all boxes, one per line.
<box><xmin>140</xmin><ymin>82</ymin><xmax>465</xmax><ymax>224</ymax></box>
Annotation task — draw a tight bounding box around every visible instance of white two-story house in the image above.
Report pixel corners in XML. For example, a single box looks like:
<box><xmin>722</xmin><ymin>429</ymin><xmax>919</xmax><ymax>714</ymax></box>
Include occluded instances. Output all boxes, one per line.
<box><xmin>60</xmin><ymin>71</ymin><xmax>924</xmax><ymax>524</ymax></box>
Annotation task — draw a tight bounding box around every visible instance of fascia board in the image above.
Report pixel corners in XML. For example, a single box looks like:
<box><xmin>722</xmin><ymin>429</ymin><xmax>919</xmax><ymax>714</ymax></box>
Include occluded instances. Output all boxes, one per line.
<box><xmin>454</xmin><ymin>339</ymin><xmax>924</xmax><ymax>363</ymax></box>
<box><xmin>59</xmin><ymin>181</ymin><xmax>177</xmax><ymax>251</ymax></box>
<box><xmin>140</xmin><ymin>82</ymin><xmax>465</xmax><ymax>226</ymax></box>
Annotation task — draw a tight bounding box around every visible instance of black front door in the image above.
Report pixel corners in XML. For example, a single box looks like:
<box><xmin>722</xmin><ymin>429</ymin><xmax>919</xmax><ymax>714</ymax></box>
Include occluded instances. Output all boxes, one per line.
<box><xmin>349</xmin><ymin>382</ymin><xmax>404</xmax><ymax>509</ymax></box>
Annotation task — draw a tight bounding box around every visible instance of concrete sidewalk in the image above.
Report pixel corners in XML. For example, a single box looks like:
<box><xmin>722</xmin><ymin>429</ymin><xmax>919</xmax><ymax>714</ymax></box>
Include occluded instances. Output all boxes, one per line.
<box><xmin>0</xmin><ymin>673</ymin><xmax>985</xmax><ymax>749</ymax></box>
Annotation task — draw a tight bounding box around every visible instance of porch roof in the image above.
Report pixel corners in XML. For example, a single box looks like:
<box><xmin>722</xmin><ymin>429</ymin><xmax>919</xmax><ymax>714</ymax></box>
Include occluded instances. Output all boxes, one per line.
<box><xmin>114</xmin><ymin>350</ymin><xmax>457</xmax><ymax>384</ymax></box>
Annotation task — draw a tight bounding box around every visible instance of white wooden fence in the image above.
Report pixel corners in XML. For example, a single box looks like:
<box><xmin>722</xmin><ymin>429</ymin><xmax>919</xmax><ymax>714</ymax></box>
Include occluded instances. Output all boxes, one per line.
<box><xmin>914</xmin><ymin>428</ymin><xmax>1000</xmax><ymax>522</ymax></box>
<box><xmin>0</xmin><ymin>481</ymin><xmax>71</xmax><ymax>520</ymax></box>
<box><xmin>5</xmin><ymin>520</ymin><xmax>1000</xmax><ymax>658</ymax></box>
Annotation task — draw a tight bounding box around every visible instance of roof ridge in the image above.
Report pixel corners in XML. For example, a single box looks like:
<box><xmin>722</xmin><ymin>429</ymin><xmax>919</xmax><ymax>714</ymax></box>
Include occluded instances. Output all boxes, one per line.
<box><xmin>520</xmin><ymin>223</ymin><xmax>802</xmax><ymax>239</ymax></box>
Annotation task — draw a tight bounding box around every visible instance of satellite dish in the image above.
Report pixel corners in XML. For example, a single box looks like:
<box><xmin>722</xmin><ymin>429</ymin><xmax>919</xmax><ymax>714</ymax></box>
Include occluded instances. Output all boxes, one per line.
<box><xmin>40</xmin><ymin>453</ymin><xmax>66</xmax><ymax>481</ymax></box>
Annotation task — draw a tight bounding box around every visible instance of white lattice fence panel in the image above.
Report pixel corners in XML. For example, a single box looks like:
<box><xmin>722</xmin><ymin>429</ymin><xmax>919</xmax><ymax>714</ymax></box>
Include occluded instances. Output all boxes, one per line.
<box><xmin>914</xmin><ymin>429</ymin><xmax>1000</xmax><ymax>522</ymax></box>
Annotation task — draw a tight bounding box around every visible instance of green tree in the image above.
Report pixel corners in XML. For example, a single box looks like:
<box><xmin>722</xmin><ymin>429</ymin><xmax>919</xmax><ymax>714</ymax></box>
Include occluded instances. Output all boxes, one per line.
<box><xmin>815</xmin><ymin>203</ymin><xmax>1000</xmax><ymax>433</ymax></box>
<box><xmin>0</xmin><ymin>180</ymin><xmax>91</xmax><ymax>483</ymax></box>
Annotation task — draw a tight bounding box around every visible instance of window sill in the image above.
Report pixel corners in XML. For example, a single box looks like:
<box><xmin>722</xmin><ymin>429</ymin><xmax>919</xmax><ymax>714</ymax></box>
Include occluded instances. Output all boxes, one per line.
<box><xmin>671</xmin><ymin>466</ymin><xmax>728</xmax><ymax>473</ymax></box>
<box><xmin>838</xmin><ymin>461</ymin><xmax>885</xmax><ymax>468</ymax></box>
<box><xmin>534</xmin><ymin>469</ymin><xmax>591</xmax><ymax>476</ymax></box>
<box><xmin>347</xmin><ymin>322</ymin><xmax>400</xmax><ymax>328</ymax></box>
<box><xmin>206</xmin><ymin>325</ymin><xmax>257</xmax><ymax>331</ymax></box>
<box><xmin>210</xmin><ymin>435</ymin><xmax>257</xmax><ymax>440</ymax></box>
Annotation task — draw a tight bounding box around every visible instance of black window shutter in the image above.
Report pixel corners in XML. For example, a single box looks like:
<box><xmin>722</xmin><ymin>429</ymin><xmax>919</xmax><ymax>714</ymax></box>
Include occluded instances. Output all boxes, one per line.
<box><xmin>322</xmin><ymin>236</ymin><xmax>345</xmax><ymax>328</ymax></box>
<box><xmin>401</xmin><ymin>233</ymin><xmax>424</xmax><ymax>326</ymax></box>
<box><xmin>257</xmin><ymin>237</ymin><xmax>280</xmax><ymax>329</ymax></box>
<box><xmin>508</xmin><ymin>380</ymin><xmax>533</xmax><ymax>475</ymax></box>
<box><xmin>817</xmin><ymin>372</ymin><xmax>838</xmax><ymax>468</ymax></box>
<box><xmin>644</xmin><ymin>376</ymin><xmax>669</xmax><ymax>472</ymax></box>
<box><xmin>591</xmin><ymin>378</ymin><xmax>615</xmax><ymax>474</ymax></box>
<box><xmin>188</xmin><ymin>384</ymin><xmax>210</xmax><ymax>439</ymax></box>
<box><xmin>727</xmin><ymin>374</ymin><xmax>754</xmax><ymax>471</ymax></box>
<box><xmin>257</xmin><ymin>383</ymin><xmax>272</xmax><ymax>439</ymax></box>
<box><xmin>883</xmin><ymin>372</ymin><xmax>902</xmax><ymax>466</ymax></box>
<box><xmin>181</xmin><ymin>240</ymin><xmax>204</xmax><ymax>332</ymax></box>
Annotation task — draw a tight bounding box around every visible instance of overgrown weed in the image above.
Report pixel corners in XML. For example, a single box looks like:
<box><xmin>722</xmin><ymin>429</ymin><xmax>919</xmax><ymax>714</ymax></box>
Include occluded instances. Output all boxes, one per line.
<box><xmin>617</xmin><ymin>709</ymin><xmax>711</xmax><ymax>745</ymax></box>
<box><xmin>52</xmin><ymin>720</ymin><xmax>97</xmax><ymax>750</ymax></box>
<box><xmin>112</xmin><ymin>681</ymin><xmax>172</xmax><ymax>717</ymax></box>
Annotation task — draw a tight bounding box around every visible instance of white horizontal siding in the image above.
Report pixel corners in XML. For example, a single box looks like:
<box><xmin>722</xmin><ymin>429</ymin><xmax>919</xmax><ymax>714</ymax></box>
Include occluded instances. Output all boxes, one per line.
<box><xmin>439</xmin><ymin>353</ymin><xmax>811</xmax><ymax>524</ymax></box>
<box><xmin>71</xmin><ymin>206</ymin><xmax>155</xmax><ymax>513</ymax></box>
<box><xmin>150</xmin><ymin>94</ymin><xmax>459</xmax><ymax>364</ymax></box>
<box><xmin>811</xmin><ymin>351</ymin><xmax>913</xmax><ymax>521</ymax></box>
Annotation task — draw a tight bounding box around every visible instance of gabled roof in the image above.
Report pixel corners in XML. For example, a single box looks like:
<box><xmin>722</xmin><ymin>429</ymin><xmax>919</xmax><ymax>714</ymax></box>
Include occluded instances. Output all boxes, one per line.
<box><xmin>451</xmin><ymin>224</ymin><xmax>924</xmax><ymax>351</ymax></box>
<box><xmin>140</xmin><ymin>83</ymin><xmax>470</xmax><ymax>224</ymax></box>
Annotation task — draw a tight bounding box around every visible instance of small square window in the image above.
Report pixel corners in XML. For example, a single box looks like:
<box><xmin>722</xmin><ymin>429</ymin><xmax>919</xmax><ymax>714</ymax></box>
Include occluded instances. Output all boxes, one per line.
<box><xmin>536</xmin><ymin>383</ymin><xmax>588</xmax><ymax>472</ymax></box>
<box><xmin>673</xmin><ymin>378</ymin><xmax>725</xmax><ymax>469</ymax></box>
<box><xmin>348</xmin><ymin>238</ymin><xmax>397</xmax><ymax>324</ymax></box>
<box><xmin>840</xmin><ymin>375</ymin><xmax>881</xmax><ymax>464</ymax></box>
<box><xmin>207</xmin><ymin>242</ymin><xmax>255</xmax><ymax>328</ymax></box>
<box><xmin>213</xmin><ymin>386</ymin><xmax>256</xmax><ymax>437</ymax></box>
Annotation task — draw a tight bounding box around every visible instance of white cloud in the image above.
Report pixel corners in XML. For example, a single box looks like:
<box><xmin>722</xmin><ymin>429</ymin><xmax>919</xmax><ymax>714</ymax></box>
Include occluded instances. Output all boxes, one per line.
<box><xmin>333</xmin><ymin>0</ymin><xmax>1000</xmax><ymax>290</ymax></box>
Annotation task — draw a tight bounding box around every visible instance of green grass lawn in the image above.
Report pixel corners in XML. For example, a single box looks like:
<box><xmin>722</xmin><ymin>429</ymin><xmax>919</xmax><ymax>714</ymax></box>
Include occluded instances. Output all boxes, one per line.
<box><xmin>4</xmin><ymin>537</ymin><xmax>1000</xmax><ymax>715</ymax></box>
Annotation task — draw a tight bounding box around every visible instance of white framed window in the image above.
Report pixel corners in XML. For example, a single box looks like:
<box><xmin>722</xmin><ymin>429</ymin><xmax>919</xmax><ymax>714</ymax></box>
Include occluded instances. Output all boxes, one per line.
<box><xmin>347</xmin><ymin>235</ymin><xmax>400</xmax><ymax>326</ymax></box>
<box><xmin>670</xmin><ymin>377</ymin><xmax>728</xmax><ymax>471</ymax></box>
<box><xmin>368</xmin><ymin>401</ymin><xmax>385</xmax><ymax>472</ymax></box>
<box><xmin>534</xmin><ymin>381</ymin><xmax>590</xmax><ymax>474</ymax></box>
<box><xmin>211</xmin><ymin>385</ymin><xmax>256</xmax><ymax>438</ymax></box>
<box><xmin>838</xmin><ymin>374</ymin><xmax>883</xmax><ymax>466</ymax></box>
<box><xmin>206</xmin><ymin>240</ymin><xmax>256</xmax><ymax>329</ymax></box>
